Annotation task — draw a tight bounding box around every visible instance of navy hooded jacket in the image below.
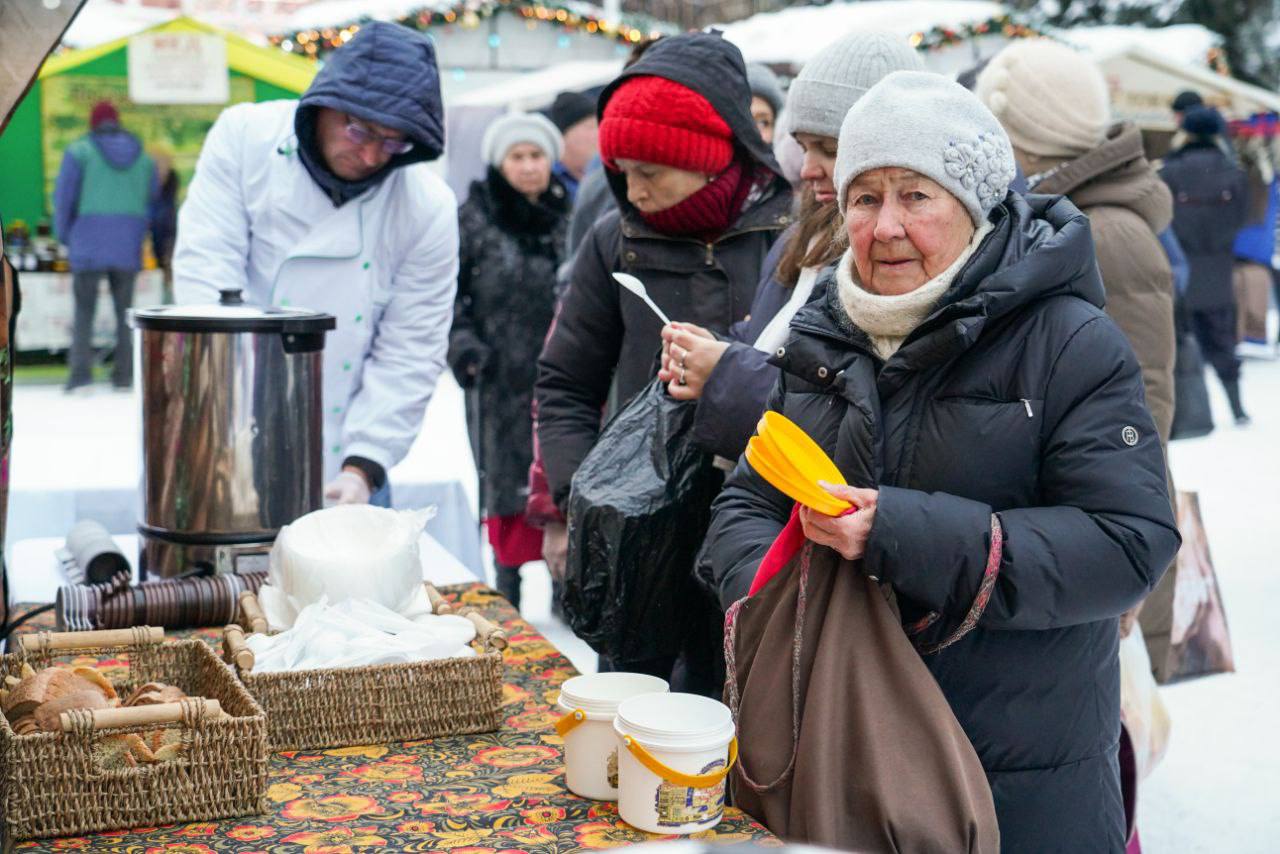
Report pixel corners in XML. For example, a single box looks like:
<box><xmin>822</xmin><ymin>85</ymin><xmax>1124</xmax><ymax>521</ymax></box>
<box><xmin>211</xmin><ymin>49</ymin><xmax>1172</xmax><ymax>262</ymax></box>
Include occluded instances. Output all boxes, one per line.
<box><xmin>295</xmin><ymin>21</ymin><xmax>444</xmax><ymax>205</ymax></box>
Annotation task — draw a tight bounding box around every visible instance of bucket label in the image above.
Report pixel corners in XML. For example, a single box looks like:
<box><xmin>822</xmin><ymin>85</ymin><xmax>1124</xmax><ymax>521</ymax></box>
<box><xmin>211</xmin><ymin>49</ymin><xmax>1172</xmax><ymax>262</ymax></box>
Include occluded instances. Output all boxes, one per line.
<box><xmin>607</xmin><ymin>749</ymin><xmax>619</xmax><ymax>789</ymax></box>
<box><xmin>654</xmin><ymin>759</ymin><xmax>726</xmax><ymax>828</ymax></box>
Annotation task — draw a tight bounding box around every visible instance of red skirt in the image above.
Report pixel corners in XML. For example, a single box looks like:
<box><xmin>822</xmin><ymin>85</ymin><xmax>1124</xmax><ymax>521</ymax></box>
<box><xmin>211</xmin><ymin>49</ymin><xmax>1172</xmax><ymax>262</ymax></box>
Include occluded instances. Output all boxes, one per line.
<box><xmin>485</xmin><ymin>514</ymin><xmax>545</xmax><ymax>567</ymax></box>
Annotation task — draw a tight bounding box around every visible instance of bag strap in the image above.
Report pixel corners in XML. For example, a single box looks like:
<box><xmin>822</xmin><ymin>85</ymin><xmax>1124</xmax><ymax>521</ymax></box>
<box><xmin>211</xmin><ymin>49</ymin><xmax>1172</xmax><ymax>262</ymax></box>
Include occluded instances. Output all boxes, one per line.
<box><xmin>724</xmin><ymin>539</ymin><xmax>813</xmax><ymax>794</ymax></box>
<box><xmin>909</xmin><ymin>513</ymin><xmax>1004</xmax><ymax>656</ymax></box>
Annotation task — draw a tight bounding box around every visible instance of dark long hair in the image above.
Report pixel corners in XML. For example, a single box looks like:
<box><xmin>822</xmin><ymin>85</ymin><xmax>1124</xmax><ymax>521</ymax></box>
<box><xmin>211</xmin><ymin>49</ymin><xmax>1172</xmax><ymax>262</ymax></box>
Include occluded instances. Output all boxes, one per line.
<box><xmin>775</xmin><ymin>183</ymin><xmax>847</xmax><ymax>287</ymax></box>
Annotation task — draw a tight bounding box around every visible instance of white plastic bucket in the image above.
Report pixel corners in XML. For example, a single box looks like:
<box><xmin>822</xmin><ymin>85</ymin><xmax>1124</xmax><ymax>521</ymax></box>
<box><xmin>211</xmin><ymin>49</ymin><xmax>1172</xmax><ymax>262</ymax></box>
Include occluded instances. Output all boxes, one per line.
<box><xmin>613</xmin><ymin>692</ymin><xmax>738</xmax><ymax>834</ymax></box>
<box><xmin>556</xmin><ymin>672</ymin><xmax>669</xmax><ymax>801</ymax></box>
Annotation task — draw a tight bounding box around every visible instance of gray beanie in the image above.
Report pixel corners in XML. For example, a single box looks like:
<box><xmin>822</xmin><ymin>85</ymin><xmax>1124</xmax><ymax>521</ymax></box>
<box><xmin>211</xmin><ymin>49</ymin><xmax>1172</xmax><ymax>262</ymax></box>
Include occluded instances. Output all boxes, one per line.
<box><xmin>746</xmin><ymin>63</ymin><xmax>785</xmax><ymax>118</ymax></box>
<box><xmin>835</xmin><ymin>71</ymin><xmax>1016</xmax><ymax>226</ymax></box>
<box><xmin>481</xmin><ymin>112</ymin><xmax>563</xmax><ymax>168</ymax></box>
<box><xmin>788</xmin><ymin>30</ymin><xmax>925</xmax><ymax>139</ymax></box>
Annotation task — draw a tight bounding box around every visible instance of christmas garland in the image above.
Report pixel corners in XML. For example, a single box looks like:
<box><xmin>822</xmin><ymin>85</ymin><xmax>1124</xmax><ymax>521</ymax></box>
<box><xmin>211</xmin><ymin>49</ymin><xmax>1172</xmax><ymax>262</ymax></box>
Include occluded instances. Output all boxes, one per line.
<box><xmin>268</xmin><ymin>0</ymin><xmax>670</xmax><ymax>60</ymax></box>
<box><xmin>907</xmin><ymin>13</ymin><xmax>1044</xmax><ymax>52</ymax></box>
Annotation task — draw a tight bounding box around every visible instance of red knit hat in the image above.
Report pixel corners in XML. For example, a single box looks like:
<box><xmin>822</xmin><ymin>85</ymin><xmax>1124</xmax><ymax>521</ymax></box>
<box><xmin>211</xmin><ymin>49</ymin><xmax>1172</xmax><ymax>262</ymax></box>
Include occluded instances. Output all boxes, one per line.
<box><xmin>90</xmin><ymin>101</ymin><xmax>119</xmax><ymax>130</ymax></box>
<box><xmin>599</xmin><ymin>76</ymin><xmax>733</xmax><ymax>174</ymax></box>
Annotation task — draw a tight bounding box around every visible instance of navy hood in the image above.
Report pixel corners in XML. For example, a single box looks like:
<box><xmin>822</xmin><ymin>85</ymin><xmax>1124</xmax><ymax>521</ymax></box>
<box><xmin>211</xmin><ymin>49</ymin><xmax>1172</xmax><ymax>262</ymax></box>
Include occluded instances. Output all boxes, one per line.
<box><xmin>295</xmin><ymin>21</ymin><xmax>444</xmax><ymax>203</ymax></box>
<box><xmin>91</xmin><ymin>127</ymin><xmax>143</xmax><ymax>169</ymax></box>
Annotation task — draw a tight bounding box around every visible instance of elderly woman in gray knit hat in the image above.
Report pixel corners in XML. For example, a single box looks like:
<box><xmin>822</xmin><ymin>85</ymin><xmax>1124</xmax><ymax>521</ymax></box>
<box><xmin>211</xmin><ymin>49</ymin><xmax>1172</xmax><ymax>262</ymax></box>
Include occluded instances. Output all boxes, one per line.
<box><xmin>704</xmin><ymin>71</ymin><xmax>1180</xmax><ymax>852</ymax></box>
<box><xmin>661</xmin><ymin>30</ymin><xmax>923</xmax><ymax>461</ymax></box>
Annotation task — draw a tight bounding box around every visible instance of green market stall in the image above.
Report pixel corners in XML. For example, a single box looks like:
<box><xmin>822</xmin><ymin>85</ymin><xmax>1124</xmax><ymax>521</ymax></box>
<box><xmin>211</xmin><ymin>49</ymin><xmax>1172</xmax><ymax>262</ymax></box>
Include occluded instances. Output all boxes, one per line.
<box><xmin>0</xmin><ymin>16</ymin><xmax>317</xmax><ymax>230</ymax></box>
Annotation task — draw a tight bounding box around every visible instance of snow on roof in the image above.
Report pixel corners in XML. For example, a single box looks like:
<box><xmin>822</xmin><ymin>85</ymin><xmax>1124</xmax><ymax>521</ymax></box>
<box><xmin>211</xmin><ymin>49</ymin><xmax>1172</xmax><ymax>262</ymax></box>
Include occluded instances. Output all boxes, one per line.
<box><xmin>721</xmin><ymin>0</ymin><xmax>1006</xmax><ymax>65</ymax></box>
<box><xmin>1055</xmin><ymin>23</ymin><xmax>1220</xmax><ymax>67</ymax></box>
<box><xmin>283</xmin><ymin>0</ymin><xmax>454</xmax><ymax>32</ymax></box>
<box><xmin>61</xmin><ymin>0</ymin><xmax>177</xmax><ymax>49</ymax></box>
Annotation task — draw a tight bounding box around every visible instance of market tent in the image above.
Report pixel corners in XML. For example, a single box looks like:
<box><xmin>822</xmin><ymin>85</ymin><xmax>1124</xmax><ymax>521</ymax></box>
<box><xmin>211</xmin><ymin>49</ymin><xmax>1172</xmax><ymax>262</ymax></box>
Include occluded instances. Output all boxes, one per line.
<box><xmin>0</xmin><ymin>16</ymin><xmax>317</xmax><ymax>230</ymax></box>
<box><xmin>1088</xmin><ymin>43</ymin><xmax>1280</xmax><ymax>131</ymax></box>
<box><xmin>721</xmin><ymin>0</ymin><xmax>1012</xmax><ymax>74</ymax></box>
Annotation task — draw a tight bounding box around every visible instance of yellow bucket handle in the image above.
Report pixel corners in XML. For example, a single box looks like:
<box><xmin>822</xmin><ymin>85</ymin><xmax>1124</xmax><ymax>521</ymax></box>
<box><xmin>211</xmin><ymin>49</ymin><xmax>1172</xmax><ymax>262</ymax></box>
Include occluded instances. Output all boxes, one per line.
<box><xmin>621</xmin><ymin>735</ymin><xmax>738</xmax><ymax>788</ymax></box>
<box><xmin>555</xmin><ymin>708</ymin><xmax>587</xmax><ymax>737</ymax></box>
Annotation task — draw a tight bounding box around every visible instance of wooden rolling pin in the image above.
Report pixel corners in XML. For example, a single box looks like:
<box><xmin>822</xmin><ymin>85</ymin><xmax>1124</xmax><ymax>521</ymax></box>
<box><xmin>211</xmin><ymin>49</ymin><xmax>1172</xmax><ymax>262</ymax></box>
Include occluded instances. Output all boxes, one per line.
<box><xmin>238</xmin><ymin>591</ymin><xmax>269</xmax><ymax>635</ymax></box>
<box><xmin>456</xmin><ymin>607</ymin><xmax>508</xmax><ymax>651</ymax></box>
<box><xmin>423</xmin><ymin>583</ymin><xmax>453</xmax><ymax>615</ymax></box>
<box><xmin>60</xmin><ymin>698</ymin><xmax>221</xmax><ymax>732</ymax></box>
<box><xmin>16</xmin><ymin>626</ymin><xmax>163</xmax><ymax>654</ymax></box>
<box><xmin>222</xmin><ymin>624</ymin><xmax>255</xmax><ymax>672</ymax></box>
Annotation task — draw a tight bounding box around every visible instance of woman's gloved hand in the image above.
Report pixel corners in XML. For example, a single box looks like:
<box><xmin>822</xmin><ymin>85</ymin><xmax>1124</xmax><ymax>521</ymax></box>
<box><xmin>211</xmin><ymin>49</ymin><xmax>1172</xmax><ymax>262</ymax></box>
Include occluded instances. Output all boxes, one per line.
<box><xmin>659</xmin><ymin>322</ymin><xmax>730</xmax><ymax>401</ymax></box>
<box><xmin>324</xmin><ymin>469</ymin><xmax>373</xmax><ymax>506</ymax></box>
<box><xmin>799</xmin><ymin>483</ymin><xmax>879</xmax><ymax>561</ymax></box>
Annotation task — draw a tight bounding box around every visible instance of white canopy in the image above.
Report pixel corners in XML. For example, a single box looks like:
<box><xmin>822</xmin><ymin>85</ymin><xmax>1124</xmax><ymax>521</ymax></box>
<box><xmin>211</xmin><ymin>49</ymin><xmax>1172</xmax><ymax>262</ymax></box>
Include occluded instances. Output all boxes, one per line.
<box><xmin>721</xmin><ymin>0</ymin><xmax>1005</xmax><ymax>66</ymax></box>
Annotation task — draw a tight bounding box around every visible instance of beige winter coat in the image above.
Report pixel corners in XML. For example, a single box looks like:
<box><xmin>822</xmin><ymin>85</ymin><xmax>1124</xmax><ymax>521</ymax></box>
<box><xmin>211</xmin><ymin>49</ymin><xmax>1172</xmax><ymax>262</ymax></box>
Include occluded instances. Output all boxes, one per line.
<box><xmin>1026</xmin><ymin>123</ymin><xmax>1177</xmax><ymax>443</ymax></box>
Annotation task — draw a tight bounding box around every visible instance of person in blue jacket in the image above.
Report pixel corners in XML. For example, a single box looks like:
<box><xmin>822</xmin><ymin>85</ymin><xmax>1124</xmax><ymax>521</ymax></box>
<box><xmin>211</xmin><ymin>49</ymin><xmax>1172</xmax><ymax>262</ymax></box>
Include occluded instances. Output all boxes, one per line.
<box><xmin>53</xmin><ymin>101</ymin><xmax>157</xmax><ymax>393</ymax></box>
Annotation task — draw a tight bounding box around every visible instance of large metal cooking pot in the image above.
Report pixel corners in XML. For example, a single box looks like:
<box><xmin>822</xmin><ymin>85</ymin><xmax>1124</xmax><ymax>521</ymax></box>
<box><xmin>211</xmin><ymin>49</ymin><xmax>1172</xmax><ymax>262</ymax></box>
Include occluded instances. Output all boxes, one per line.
<box><xmin>129</xmin><ymin>289</ymin><xmax>335</xmax><ymax>578</ymax></box>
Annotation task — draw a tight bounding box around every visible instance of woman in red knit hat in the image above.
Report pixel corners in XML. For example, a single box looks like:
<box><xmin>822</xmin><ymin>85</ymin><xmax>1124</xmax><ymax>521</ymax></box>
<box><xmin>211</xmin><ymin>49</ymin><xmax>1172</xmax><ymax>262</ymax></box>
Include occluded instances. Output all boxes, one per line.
<box><xmin>535</xmin><ymin>31</ymin><xmax>791</xmax><ymax>692</ymax></box>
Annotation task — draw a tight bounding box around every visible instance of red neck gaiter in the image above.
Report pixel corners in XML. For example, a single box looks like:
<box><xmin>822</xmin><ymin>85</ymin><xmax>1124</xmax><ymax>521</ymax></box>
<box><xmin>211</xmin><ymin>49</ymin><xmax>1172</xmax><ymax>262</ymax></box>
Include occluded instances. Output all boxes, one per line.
<box><xmin>639</xmin><ymin>159</ymin><xmax>756</xmax><ymax>241</ymax></box>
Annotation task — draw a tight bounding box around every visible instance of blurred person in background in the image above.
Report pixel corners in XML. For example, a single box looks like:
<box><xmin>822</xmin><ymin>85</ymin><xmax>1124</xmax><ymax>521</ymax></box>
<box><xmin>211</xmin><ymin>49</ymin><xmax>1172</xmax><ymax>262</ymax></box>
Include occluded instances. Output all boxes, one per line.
<box><xmin>148</xmin><ymin>140</ymin><xmax>180</xmax><ymax>303</ymax></box>
<box><xmin>746</xmin><ymin>63</ymin><xmax>784</xmax><ymax>145</ymax></box>
<box><xmin>449</xmin><ymin>113</ymin><xmax>569</xmax><ymax>610</ymax></box>
<box><xmin>1161</xmin><ymin>106</ymin><xmax>1251</xmax><ymax>425</ymax></box>
<box><xmin>54</xmin><ymin>100</ymin><xmax>157</xmax><ymax>393</ymax></box>
<box><xmin>544</xmin><ymin>91</ymin><xmax>597</xmax><ymax>203</ymax></box>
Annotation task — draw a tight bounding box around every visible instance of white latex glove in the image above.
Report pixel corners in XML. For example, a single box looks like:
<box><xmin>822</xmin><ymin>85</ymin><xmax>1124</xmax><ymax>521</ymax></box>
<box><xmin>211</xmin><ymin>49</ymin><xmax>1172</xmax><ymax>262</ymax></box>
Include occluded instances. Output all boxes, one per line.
<box><xmin>324</xmin><ymin>470</ymin><xmax>372</xmax><ymax>506</ymax></box>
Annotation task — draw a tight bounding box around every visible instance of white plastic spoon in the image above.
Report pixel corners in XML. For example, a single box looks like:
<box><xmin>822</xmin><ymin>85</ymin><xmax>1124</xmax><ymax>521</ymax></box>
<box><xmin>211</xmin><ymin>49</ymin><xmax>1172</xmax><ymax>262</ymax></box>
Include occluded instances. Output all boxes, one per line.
<box><xmin>612</xmin><ymin>272</ymin><xmax>672</xmax><ymax>326</ymax></box>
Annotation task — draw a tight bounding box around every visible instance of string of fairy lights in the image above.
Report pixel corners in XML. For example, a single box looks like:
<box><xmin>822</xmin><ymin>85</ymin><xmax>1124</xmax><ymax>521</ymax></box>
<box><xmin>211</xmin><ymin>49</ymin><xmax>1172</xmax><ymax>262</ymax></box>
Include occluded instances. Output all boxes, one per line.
<box><xmin>267</xmin><ymin>4</ymin><xmax>1232</xmax><ymax>81</ymax></box>
<box><xmin>269</xmin><ymin>1</ymin><xmax>669</xmax><ymax>59</ymax></box>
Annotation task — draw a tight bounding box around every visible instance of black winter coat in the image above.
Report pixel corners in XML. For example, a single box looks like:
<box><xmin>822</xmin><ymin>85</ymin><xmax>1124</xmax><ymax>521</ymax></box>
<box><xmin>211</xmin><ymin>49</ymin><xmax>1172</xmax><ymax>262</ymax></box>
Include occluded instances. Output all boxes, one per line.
<box><xmin>703</xmin><ymin>194</ymin><xmax>1181</xmax><ymax>852</ymax></box>
<box><xmin>535</xmin><ymin>32</ymin><xmax>793</xmax><ymax>511</ymax></box>
<box><xmin>1160</xmin><ymin>141</ymin><xmax>1249</xmax><ymax>310</ymax></box>
<box><xmin>449</xmin><ymin>168</ymin><xmax>569</xmax><ymax>518</ymax></box>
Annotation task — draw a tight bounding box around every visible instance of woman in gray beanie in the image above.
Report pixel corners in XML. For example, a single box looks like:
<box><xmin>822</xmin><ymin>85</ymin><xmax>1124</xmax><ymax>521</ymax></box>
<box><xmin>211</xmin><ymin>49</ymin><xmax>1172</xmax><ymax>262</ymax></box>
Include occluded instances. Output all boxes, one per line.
<box><xmin>704</xmin><ymin>71</ymin><xmax>1179</xmax><ymax>853</ymax></box>
<box><xmin>450</xmin><ymin>111</ymin><xmax>568</xmax><ymax>610</ymax></box>
<box><xmin>661</xmin><ymin>30</ymin><xmax>923</xmax><ymax>462</ymax></box>
<box><xmin>746</xmin><ymin>63</ymin><xmax>784</xmax><ymax>145</ymax></box>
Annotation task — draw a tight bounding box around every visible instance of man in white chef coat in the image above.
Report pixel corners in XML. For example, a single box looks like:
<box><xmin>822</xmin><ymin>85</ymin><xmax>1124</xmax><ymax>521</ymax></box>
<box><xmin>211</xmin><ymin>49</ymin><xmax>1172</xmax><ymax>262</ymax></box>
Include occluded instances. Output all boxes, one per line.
<box><xmin>174</xmin><ymin>22</ymin><xmax>459</xmax><ymax>505</ymax></box>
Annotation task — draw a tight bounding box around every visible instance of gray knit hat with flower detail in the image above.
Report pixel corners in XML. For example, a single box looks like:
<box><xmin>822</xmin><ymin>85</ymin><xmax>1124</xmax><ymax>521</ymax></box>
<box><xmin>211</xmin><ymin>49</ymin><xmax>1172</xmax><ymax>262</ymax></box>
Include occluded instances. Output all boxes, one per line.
<box><xmin>788</xmin><ymin>30</ymin><xmax>925</xmax><ymax>140</ymax></box>
<box><xmin>835</xmin><ymin>70</ymin><xmax>1016</xmax><ymax>226</ymax></box>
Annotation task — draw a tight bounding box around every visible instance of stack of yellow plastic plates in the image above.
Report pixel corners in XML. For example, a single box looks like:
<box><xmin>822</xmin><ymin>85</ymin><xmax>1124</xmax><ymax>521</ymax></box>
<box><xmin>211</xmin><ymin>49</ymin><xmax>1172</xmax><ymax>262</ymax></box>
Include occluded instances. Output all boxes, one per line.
<box><xmin>744</xmin><ymin>411</ymin><xmax>852</xmax><ymax>516</ymax></box>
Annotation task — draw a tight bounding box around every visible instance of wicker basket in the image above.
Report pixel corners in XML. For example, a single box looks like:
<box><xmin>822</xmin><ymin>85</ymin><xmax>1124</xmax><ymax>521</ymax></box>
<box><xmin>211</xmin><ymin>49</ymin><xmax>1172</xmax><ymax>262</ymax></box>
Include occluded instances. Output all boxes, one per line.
<box><xmin>224</xmin><ymin>584</ymin><xmax>506</xmax><ymax>751</ymax></box>
<box><xmin>0</xmin><ymin>627</ymin><xmax>268</xmax><ymax>844</ymax></box>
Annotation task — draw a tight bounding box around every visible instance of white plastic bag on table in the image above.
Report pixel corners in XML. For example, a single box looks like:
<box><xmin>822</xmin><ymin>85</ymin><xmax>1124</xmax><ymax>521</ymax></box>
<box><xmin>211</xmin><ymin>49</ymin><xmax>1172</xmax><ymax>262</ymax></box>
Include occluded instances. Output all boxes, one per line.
<box><xmin>261</xmin><ymin>505</ymin><xmax>436</xmax><ymax>629</ymax></box>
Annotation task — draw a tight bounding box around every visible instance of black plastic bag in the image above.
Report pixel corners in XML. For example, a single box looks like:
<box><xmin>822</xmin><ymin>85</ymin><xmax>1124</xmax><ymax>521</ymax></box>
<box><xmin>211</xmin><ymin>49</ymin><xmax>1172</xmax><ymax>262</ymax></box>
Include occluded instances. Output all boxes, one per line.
<box><xmin>563</xmin><ymin>379</ymin><xmax>723</xmax><ymax>662</ymax></box>
<box><xmin>1171</xmin><ymin>328</ymin><xmax>1214</xmax><ymax>440</ymax></box>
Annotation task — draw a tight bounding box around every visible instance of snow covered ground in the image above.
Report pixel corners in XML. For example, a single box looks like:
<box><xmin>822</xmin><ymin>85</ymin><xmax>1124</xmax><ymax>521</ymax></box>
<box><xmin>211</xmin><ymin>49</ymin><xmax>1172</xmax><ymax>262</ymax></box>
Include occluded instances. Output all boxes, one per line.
<box><xmin>1141</xmin><ymin>352</ymin><xmax>1280</xmax><ymax>852</ymax></box>
<box><xmin>5</xmin><ymin>340</ymin><xmax>1277</xmax><ymax>848</ymax></box>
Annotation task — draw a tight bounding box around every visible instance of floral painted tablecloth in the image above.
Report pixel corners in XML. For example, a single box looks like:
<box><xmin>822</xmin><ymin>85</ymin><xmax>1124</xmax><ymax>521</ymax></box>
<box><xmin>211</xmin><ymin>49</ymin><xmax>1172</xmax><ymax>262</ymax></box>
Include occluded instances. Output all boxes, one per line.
<box><xmin>10</xmin><ymin>584</ymin><xmax>777</xmax><ymax>852</ymax></box>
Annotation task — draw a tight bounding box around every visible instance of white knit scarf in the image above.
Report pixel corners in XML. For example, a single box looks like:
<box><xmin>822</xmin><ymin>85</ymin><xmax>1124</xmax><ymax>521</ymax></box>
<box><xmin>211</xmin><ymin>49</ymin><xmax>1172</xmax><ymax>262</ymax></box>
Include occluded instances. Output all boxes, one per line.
<box><xmin>836</xmin><ymin>220</ymin><xmax>993</xmax><ymax>360</ymax></box>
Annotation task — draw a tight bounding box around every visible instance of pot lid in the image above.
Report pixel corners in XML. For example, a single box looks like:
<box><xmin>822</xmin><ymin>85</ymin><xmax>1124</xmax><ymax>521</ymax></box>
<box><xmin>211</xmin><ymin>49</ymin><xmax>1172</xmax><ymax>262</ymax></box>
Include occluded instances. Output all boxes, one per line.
<box><xmin>130</xmin><ymin>289</ymin><xmax>337</xmax><ymax>334</ymax></box>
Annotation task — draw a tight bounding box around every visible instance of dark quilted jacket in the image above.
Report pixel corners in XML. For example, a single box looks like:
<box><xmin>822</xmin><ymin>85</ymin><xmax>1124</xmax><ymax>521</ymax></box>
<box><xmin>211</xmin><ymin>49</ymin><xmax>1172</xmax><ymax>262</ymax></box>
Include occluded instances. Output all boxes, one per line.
<box><xmin>450</xmin><ymin>168</ymin><xmax>569</xmax><ymax>517</ymax></box>
<box><xmin>702</xmin><ymin>193</ymin><xmax>1181</xmax><ymax>852</ymax></box>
